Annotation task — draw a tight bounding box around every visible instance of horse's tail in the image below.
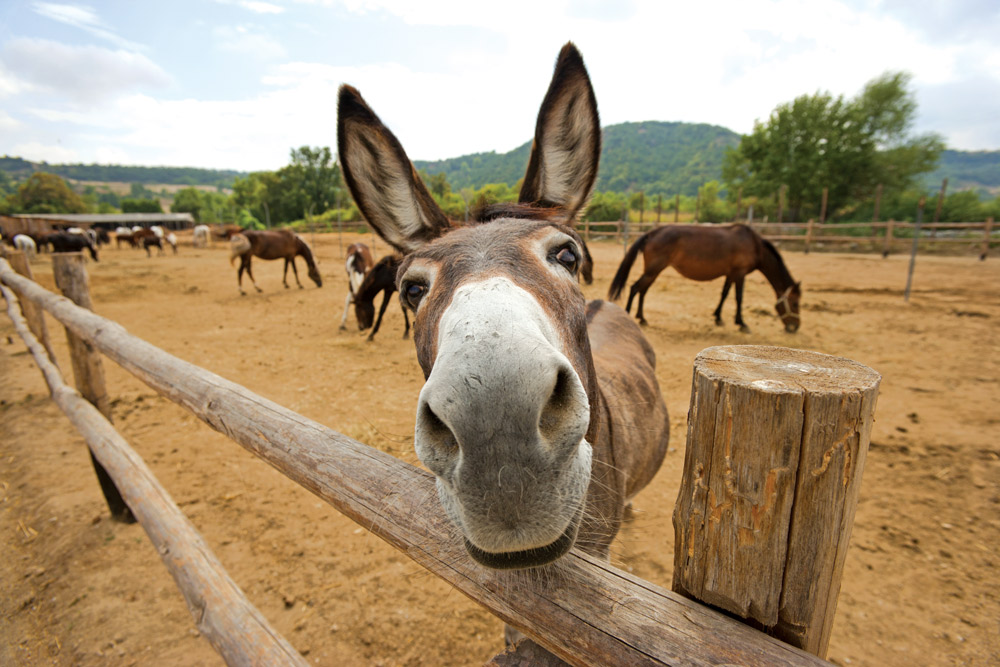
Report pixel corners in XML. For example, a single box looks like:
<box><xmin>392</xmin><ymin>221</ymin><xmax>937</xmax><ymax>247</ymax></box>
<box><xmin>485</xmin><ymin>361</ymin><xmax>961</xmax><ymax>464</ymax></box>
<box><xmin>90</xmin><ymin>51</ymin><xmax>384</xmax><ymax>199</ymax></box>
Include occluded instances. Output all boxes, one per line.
<box><xmin>608</xmin><ymin>231</ymin><xmax>651</xmax><ymax>301</ymax></box>
<box><xmin>229</xmin><ymin>233</ymin><xmax>250</xmax><ymax>265</ymax></box>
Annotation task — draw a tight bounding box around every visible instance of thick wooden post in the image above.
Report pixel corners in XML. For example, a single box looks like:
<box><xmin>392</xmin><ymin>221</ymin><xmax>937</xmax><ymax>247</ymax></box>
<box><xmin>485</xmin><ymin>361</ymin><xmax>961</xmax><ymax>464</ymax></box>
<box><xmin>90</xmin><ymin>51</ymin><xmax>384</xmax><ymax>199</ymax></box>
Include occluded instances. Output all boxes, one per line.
<box><xmin>51</xmin><ymin>253</ymin><xmax>135</xmax><ymax>523</ymax></box>
<box><xmin>981</xmin><ymin>217</ymin><xmax>994</xmax><ymax>261</ymax></box>
<box><xmin>673</xmin><ymin>346</ymin><xmax>880</xmax><ymax>659</ymax></box>
<box><xmin>882</xmin><ymin>219</ymin><xmax>894</xmax><ymax>258</ymax></box>
<box><xmin>6</xmin><ymin>251</ymin><xmax>57</xmax><ymax>365</ymax></box>
<box><xmin>805</xmin><ymin>218</ymin><xmax>815</xmax><ymax>254</ymax></box>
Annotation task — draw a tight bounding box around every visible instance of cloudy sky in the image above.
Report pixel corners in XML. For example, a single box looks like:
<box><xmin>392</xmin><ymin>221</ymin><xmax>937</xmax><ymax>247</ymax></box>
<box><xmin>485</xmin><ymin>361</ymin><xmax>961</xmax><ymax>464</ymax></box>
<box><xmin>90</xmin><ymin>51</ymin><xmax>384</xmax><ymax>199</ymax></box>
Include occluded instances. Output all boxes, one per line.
<box><xmin>1</xmin><ymin>0</ymin><xmax>998</xmax><ymax>171</ymax></box>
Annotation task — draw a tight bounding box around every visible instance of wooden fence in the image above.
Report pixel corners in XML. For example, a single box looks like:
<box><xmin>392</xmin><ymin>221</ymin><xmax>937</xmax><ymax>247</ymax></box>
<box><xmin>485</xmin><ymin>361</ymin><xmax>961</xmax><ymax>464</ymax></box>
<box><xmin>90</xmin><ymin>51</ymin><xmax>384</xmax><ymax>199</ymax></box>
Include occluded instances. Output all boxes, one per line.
<box><xmin>580</xmin><ymin>218</ymin><xmax>996</xmax><ymax>258</ymax></box>
<box><xmin>1</xmin><ymin>251</ymin><xmax>881</xmax><ymax>666</ymax></box>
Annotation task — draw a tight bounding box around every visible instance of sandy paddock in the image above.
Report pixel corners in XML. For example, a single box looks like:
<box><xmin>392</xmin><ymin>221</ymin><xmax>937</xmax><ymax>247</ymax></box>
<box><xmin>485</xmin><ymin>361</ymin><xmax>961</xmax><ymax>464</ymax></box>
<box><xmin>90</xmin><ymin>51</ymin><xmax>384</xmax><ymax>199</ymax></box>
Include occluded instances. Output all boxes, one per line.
<box><xmin>1</xmin><ymin>230</ymin><xmax>998</xmax><ymax>666</ymax></box>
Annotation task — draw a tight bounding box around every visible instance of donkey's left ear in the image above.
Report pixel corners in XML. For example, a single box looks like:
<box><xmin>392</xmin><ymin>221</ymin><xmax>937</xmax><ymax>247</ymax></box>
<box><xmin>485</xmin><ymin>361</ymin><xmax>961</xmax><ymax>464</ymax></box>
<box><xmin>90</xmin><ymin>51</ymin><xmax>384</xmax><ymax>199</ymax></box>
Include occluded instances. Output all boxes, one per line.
<box><xmin>519</xmin><ymin>42</ymin><xmax>601</xmax><ymax>222</ymax></box>
<box><xmin>338</xmin><ymin>85</ymin><xmax>451</xmax><ymax>254</ymax></box>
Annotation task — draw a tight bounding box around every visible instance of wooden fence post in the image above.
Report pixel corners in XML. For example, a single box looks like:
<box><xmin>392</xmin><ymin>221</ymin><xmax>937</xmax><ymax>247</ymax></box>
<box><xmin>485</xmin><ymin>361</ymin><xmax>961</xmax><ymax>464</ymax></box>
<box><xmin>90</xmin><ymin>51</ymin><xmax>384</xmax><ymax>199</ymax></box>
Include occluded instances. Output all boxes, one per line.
<box><xmin>776</xmin><ymin>185</ymin><xmax>786</xmax><ymax>224</ymax></box>
<box><xmin>7</xmin><ymin>251</ymin><xmax>57</xmax><ymax>365</ymax></box>
<box><xmin>882</xmin><ymin>219</ymin><xmax>894</xmax><ymax>258</ymax></box>
<box><xmin>819</xmin><ymin>188</ymin><xmax>828</xmax><ymax>223</ymax></box>
<box><xmin>51</xmin><ymin>252</ymin><xmax>135</xmax><ymax>523</ymax></box>
<box><xmin>674</xmin><ymin>194</ymin><xmax>680</xmax><ymax>223</ymax></box>
<box><xmin>805</xmin><ymin>218</ymin><xmax>815</xmax><ymax>254</ymax></box>
<box><xmin>904</xmin><ymin>198</ymin><xmax>926</xmax><ymax>302</ymax></box>
<box><xmin>673</xmin><ymin>346</ymin><xmax>880</xmax><ymax>659</ymax></box>
<box><xmin>981</xmin><ymin>217</ymin><xmax>994</xmax><ymax>261</ymax></box>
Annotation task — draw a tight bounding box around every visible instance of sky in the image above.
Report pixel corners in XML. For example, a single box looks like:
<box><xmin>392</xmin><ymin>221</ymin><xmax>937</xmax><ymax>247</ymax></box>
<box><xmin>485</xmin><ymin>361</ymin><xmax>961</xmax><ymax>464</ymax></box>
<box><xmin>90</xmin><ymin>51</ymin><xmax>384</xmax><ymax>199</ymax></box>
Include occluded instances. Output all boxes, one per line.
<box><xmin>1</xmin><ymin>0</ymin><xmax>998</xmax><ymax>171</ymax></box>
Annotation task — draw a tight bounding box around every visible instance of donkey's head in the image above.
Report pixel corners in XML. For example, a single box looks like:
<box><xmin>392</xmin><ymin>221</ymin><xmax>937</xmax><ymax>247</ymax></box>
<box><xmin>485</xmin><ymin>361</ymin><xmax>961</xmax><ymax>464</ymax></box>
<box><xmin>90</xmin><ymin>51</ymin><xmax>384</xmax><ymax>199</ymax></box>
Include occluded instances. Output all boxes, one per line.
<box><xmin>339</xmin><ymin>43</ymin><xmax>601</xmax><ymax>569</ymax></box>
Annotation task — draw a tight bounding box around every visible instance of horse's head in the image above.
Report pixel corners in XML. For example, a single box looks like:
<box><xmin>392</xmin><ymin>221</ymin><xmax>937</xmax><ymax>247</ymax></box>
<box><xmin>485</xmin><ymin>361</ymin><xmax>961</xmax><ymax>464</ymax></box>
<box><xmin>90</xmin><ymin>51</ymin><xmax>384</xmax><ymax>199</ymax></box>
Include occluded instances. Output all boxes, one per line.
<box><xmin>339</xmin><ymin>42</ymin><xmax>601</xmax><ymax>569</ymax></box>
<box><xmin>776</xmin><ymin>282</ymin><xmax>802</xmax><ymax>333</ymax></box>
<box><xmin>308</xmin><ymin>264</ymin><xmax>323</xmax><ymax>288</ymax></box>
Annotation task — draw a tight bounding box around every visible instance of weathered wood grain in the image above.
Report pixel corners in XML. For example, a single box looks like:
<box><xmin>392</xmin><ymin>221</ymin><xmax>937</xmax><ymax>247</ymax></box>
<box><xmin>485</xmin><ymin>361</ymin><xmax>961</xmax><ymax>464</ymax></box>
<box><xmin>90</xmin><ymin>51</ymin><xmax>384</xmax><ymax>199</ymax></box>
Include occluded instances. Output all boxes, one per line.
<box><xmin>1</xmin><ymin>260</ymin><xmax>832</xmax><ymax>666</ymax></box>
<box><xmin>673</xmin><ymin>345</ymin><xmax>880</xmax><ymax>658</ymax></box>
<box><xmin>1</xmin><ymin>280</ymin><xmax>309</xmax><ymax>667</ymax></box>
<box><xmin>6</xmin><ymin>250</ymin><xmax>56</xmax><ymax>365</ymax></box>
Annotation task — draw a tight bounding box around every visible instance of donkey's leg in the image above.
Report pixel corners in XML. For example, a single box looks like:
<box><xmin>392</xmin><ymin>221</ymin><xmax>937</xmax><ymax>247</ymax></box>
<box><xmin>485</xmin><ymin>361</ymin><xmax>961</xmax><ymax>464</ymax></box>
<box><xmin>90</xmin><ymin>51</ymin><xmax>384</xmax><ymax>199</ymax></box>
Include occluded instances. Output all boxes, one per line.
<box><xmin>713</xmin><ymin>278</ymin><xmax>733</xmax><ymax>326</ymax></box>
<box><xmin>734</xmin><ymin>276</ymin><xmax>750</xmax><ymax>333</ymax></box>
<box><xmin>339</xmin><ymin>291</ymin><xmax>354</xmax><ymax>330</ymax></box>
<box><xmin>367</xmin><ymin>288</ymin><xmax>393</xmax><ymax>342</ymax></box>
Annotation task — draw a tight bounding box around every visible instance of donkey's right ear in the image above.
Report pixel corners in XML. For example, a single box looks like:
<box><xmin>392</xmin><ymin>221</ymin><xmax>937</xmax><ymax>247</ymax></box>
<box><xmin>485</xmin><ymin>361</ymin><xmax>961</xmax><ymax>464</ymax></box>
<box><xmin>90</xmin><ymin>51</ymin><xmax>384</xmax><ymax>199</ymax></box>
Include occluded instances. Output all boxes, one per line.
<box><xmin>337</xmin><ymin>85</ymin><xmax>451</xmax><ymax>254</ymax></box>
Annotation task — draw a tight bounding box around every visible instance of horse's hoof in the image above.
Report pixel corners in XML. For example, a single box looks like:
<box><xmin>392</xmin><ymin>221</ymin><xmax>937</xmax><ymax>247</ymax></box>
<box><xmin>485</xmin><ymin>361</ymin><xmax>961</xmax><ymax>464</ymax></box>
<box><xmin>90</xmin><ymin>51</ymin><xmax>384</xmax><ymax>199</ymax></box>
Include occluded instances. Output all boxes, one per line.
<box><xmin>639</xmin><ymin>319</ymin><xmax>648</xmax><ymax>327</ymax></box>
<box><xmin>714</xmin><ymin>318</ymin><xmax>723</xmax><ymax>326</ymax></box>
<box><xmin>402</xmin><ymin>333</ymin><xmax>410</xmax><ymax>340</ymax></box>
<box><xmin>739</xmin><ymin>325</ymin><xmax>751</xmax><ymax>333</ymax></box>
<box><xmin>338</xmin><ymin>325</ymin><xmax>347</xmax><ymax>332</ymax></box>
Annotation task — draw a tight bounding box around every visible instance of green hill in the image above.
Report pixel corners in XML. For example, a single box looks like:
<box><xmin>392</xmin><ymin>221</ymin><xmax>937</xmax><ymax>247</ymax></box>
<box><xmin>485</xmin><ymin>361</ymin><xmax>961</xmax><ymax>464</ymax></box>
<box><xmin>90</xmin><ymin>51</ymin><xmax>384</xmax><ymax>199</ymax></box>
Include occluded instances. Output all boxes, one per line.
<box><xmin>920</xmin><ymin>149</ymin><xmax>1000</xmax><ymax>196</ymax></box>
<box><xmin>0</xmin><ymin>156</ymin><xmax>244</xmax><ymax>189</ymax></box>
<box><xmin>415</xmin><ymin>121</ymin><xmax>741</xmax><ymax>197</ymax></box>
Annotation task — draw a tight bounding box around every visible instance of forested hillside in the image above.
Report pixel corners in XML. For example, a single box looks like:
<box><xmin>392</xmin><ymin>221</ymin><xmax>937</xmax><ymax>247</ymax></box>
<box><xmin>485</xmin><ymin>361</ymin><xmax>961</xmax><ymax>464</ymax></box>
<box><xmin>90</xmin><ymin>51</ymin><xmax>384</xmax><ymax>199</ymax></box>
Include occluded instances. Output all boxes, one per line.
<box><xmin>0</xmin><ymin>156</ymin><xmax>244</xmax><ymax>188</ymax></box>
<box><xmin>921</xmin><ymin>150</ymin><xmax>1000</xmax><ymax>194</ymax></box>
<box><xmin>414</xmin><ymin>121</ymin><xmax>740</xmax><ymax>197</ymax></box>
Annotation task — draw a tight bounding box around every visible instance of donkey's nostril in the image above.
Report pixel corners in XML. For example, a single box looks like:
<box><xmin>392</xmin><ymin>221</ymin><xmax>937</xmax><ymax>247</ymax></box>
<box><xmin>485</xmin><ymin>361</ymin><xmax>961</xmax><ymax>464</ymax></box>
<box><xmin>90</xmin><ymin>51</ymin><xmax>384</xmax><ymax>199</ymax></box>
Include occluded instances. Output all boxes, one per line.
<box><xmin>538</xmin><ymin>365</ymin><xmax>587</xmax><ymax>448</ymax></box>
<box><xmin>417</xmin><ymin>400</ymin><xmax>458</xmax><ymax>454</ymax></box>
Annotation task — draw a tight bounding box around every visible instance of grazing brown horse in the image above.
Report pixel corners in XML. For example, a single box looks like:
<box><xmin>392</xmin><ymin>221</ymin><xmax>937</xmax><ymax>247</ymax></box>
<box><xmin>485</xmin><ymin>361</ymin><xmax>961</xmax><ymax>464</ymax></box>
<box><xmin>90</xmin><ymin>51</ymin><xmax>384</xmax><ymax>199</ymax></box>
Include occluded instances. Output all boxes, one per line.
<box><xmin>339</xmin><ymin>40</ymin><xmax>669</xmax><ymax>594</ymax></box>
<box><xmin>339</xmin><ymin>242</ymin><xmax>374</xmax><ymax>330</ymax></box>
<box><xmin>353</xmin><ymin>254</ymin><xmax>410</xmax><ymax>341</ymax></box>
<box><xmin>229</xmin><ymin>229</ymin><xmax>322</xmax><ymax>294</ymax></box>
<box><xmin>608</xmin><ymin>224</ymin><xmax>802</xmax><ymax>333</ymax></box>
<box><xmin>143</xmin><ymin>235</ymin><xmax>164</xmax><ymax>257</ymax></box>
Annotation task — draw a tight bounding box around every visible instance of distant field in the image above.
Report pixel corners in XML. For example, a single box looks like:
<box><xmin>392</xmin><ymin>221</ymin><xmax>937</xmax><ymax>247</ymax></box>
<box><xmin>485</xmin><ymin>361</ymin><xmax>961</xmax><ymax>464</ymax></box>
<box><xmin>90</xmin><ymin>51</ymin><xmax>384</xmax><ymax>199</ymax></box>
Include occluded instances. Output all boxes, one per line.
<box><xmin>68</xmin><ymin>180</ymin><xmax>232</xmax><ymax>196</ymax></box>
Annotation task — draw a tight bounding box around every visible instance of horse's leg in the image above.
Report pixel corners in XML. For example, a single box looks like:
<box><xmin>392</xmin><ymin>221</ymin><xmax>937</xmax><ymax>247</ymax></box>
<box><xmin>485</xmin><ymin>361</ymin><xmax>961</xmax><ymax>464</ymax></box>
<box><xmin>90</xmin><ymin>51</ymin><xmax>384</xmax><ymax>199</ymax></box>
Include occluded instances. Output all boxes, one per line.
<box><xmin>400</xmin><ymin>302</ymin><xmax>410</xmax><ymax>339</ymax></box>
<box><xmin>339</xmin><ymin>291</ymin><xmax>354</xmax><ymax>330</ymax></box>
<box><xmin>734</xmin><ymin>276</ymin><xmax>750</xmax><ymax>333</ymax></box>
<box><xmin>244</xmin><ymin>257</ymin><xmax>262</xmax><ymax>293</ymax></box>
<box><xmin>626</xmin><ymin>272</ymin><xmax>659</xmax><ymax>326</ymax></box>
<box><xmin>367</xmin><ymin>288</ymin><xmax>393</xmax><ymax>342</ymax></box>
<box><xmin>713</xmin><ymin>278</ymin><xmax>733</xmax><ymax>326</ymax></box>
<box><xmin>282</xmin><ymin>259</ymin><xmax>290</xmax><ymax>288</ymax></box>
<box><xmin>290</xmin><ymin>257</ymin><xmax>303</xmax><ymax>288</ymax></box>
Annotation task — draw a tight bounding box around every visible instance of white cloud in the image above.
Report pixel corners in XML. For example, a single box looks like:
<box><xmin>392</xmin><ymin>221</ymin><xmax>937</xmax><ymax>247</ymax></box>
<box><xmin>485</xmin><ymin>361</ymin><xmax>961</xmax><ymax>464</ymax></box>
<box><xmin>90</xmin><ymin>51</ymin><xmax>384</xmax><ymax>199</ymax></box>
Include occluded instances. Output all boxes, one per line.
<box><xmin>0</xmin><ymin>110</ymin><xmax>21</xmax><ymax>130</ymax></box>
<box><xmin>240</xmin><ymin>1</ymin><xmax>286</xmax><ymax>13</ymax></box>
<box><xmin>214</xmin><ymin>25</ymin><xmax>288</xmax><ymax>60</ymax></box>
<box><xmin>1</xmin><ymin>39</ymin><xmax>171</xmax><ymax>104</ymax></box>
<box><xmin>95</xmin><ymin>146</ymin><xmax>131</xmax><ymax>163</ymax></box>
<box><xmin>11</xmin><ymin>140</ymin><xmax>80</xmax><ymax>163</ymax></box>
<box><xmin>32</xmin><ymin>2</ymin><xmax>146</xmax><ymax>51</ymax></box>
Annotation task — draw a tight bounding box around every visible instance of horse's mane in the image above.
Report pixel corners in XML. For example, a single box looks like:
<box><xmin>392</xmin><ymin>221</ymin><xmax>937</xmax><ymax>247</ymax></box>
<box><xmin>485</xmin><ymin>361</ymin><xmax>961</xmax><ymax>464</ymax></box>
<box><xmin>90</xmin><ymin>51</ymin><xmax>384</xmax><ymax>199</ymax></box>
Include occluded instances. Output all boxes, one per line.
<box><xmin>760</xmin><ymin>237</ymin><xmax>795</xmax><ymax>288</ymax></box>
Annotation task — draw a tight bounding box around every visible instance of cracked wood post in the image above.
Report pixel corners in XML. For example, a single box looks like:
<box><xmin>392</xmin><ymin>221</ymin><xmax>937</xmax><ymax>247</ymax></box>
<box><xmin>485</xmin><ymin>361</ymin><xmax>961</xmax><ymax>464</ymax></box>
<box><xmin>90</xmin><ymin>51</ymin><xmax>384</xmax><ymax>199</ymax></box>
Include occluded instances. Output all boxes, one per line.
<box><xmin>51</xmin><ymin>252</ymin><xmax>135</xmax><ymax>523</ymax></box>
<box><xmin>672</xmin><ymin>346</ymin><xmax>880</xmax><ymax>659</ymax></box>
<box><xmin>7</xmin><ymin>250</ymin><xmax>57</xmax><ymax>365</ymax></box>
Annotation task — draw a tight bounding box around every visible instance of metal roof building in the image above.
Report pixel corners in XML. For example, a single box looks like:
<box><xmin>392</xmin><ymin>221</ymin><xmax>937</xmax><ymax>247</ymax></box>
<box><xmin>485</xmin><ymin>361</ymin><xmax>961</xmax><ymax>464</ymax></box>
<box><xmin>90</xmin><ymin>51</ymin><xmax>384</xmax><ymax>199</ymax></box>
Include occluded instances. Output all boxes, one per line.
<box><xmin>1</xmin><ymin>213</ymin><xmax>195</xmax><ymax>237</ymax></box>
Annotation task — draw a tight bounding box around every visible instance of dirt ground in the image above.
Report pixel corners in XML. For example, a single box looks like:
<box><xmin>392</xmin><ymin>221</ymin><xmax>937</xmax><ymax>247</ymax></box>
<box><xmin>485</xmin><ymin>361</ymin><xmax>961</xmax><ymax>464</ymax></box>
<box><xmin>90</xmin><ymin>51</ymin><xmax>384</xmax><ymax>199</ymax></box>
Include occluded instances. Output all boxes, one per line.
<box><xmin>1</xmin><ymin>230</ymin><xmax>998</xmax><ymax>666</ymax></box>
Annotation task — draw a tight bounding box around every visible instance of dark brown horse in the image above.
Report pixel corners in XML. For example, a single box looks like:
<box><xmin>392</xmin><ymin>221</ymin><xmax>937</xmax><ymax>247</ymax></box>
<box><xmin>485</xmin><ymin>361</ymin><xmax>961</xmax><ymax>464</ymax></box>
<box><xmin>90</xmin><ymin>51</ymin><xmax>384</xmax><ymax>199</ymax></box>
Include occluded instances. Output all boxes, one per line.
<box><xmin>353</xmin><ymin>254</ymin><xmax>410</xmax><ymax>341</ymax></box>
<box><xmin>339</xmin><ymin>242</ymin><xmax>375</xmax><ymax>330</ymax></box>
<box><xmin>47</xmin><ymin>232</ymin><xmax>99</xmax><ymax>261</ymax></box>
<box><xmin>229</xmin><ymin>229</ymin><xmax>322</xmax><ymax>294</ymax></box>
<box><xmin>338</xmin><ymin>40</ymin><xmax>669</xmax><ymax>596</ymax></box>
<box><xmin>608</xmin><ymin>223</ymin><xmax>801</xmax><ymax>332</ymax></box>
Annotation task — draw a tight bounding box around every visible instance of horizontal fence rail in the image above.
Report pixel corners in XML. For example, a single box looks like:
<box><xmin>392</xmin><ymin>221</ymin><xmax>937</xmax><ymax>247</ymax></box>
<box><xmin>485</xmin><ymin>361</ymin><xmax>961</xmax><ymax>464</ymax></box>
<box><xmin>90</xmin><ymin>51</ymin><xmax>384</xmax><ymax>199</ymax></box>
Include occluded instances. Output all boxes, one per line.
<box><xmin>0</xmin><ymin>257</ymin><xmax>832</xmax><ymax>666</ymax></box>
<box><xmin>1</xmin><ymin>278</ymin><xmax>309</xmax><ymax>667</ymax></box>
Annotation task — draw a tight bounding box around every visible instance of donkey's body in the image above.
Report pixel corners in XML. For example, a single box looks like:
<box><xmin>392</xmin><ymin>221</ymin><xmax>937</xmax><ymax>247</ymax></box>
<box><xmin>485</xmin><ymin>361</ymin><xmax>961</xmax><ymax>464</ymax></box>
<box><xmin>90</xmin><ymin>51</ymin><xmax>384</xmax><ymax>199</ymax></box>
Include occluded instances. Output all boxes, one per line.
<box><xmin>229</xmin><ymin>229</ymin><xmax>322</xmax><ymax>294</ymax></box>
<box><xmin>338</xmin><ymin>42</ymin><xmax>668</xmax><ymax>577</ymax></box>
<box><xmin>609</xmin><ymin>223</ymin><xmax>802</xmax><ymax>332</ymax></box>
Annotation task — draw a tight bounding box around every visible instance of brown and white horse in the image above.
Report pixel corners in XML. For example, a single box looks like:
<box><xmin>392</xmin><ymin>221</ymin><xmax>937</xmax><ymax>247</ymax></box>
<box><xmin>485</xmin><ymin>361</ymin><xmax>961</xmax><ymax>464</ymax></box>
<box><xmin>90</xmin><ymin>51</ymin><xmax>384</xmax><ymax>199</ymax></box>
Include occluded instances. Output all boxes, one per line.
<box><xmin>608</xmin><ymin>223</ymin><xmax>802</xmax><ymax>332</ymax></box>
<box><xmin>352</xmin><ymin>254</ymin><xmax>410</xmax><ymax>341</ymax></box>
<box><xmin>338</xmin><ymin>43</ymin><xmax>669</xmax><ymax>577</ymax></box>
<box><xmin>229</xmin><ymin>229</ymin><xmax>322</xmax><ymax>294</ymax></box>
<box><xmin>338</xmin><ymin>242</ymin><xmax>374</xmax><ymax>330</ymax></box>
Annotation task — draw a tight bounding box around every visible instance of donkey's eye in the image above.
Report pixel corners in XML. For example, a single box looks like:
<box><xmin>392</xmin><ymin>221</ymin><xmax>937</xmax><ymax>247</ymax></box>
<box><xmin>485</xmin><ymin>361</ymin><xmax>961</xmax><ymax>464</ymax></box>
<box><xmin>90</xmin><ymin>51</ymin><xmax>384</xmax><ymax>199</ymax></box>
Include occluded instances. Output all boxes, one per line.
<box><xmin>552</xmin><ymin>246</ymin><xmax>579</xmax><ymax>272</ymax></box>
<box><xmin>402</xmin><ymin>282</ymin><xmax>428</xmax><ymax>309</ymax></box>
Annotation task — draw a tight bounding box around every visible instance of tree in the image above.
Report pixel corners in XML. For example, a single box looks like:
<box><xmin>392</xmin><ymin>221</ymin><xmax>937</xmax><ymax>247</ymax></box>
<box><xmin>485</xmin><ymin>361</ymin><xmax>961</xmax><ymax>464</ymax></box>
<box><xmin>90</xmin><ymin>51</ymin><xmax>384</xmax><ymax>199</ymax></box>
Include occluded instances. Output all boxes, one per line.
<box><xmin>724</xmin><ymin>72</ymin><xmax>943</xmax><ymax>220</ymax></box>
<box><xmin>121</xmin><ymin>198</ymin><xmax>163</xmax><ymax>213</ymax></box>
<box><xmin>9</xmin><ymin>172</ymin><xmax>87</xmax><ymax>214</ymax></box>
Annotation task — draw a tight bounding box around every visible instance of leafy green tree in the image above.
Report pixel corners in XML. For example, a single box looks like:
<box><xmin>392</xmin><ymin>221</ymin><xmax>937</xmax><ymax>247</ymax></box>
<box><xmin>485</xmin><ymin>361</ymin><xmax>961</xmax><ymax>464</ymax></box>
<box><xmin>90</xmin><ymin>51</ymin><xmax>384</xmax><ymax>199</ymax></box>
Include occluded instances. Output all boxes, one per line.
<box><xmin>583</xmin><ymin>191</ymin><xmax>625</xmax><ymax>222</ymax></box>
<box><xmin>697</xmin><ymin>181</ymin><xmax>732</xmax><ymax>222</ymax></box>
<box><xmin>121</xmin><ymin>197</ymin><xmax>163</xmax><ymax>213</ymax></box>
<box><xmin>171</xmin><ymin>186</ymin><xmax>231</xmax><ymax>222</ymax></box>
<box><xmin>9</xmin><ymin>172</ymin><xmax>87</xmax><ymax>214</ymax></box>
<box><xmin>724</xmin><ymin>72</ymin><xmax>943</xmax><ymax>220</ymax></box>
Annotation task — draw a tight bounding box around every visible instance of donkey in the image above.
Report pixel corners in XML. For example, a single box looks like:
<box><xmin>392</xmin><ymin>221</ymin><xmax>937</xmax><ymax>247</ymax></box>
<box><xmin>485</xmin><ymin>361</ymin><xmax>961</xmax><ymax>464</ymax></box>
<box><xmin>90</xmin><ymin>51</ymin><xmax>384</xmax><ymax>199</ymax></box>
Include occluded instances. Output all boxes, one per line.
<box><xmin>339</xmin><ymin>42</ymin><xmax>669</xmax><ymax>581</ymax></box>
<box><xmin>339</xmin><ymin>242</ymin><xmax>374</xmax><ymax>330</ymax></box>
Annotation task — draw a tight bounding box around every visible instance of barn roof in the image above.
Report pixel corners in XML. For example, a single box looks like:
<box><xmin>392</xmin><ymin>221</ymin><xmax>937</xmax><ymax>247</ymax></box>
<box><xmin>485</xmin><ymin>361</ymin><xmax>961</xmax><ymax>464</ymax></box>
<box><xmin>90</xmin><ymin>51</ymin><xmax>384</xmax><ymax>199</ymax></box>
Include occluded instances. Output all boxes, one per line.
<box><xmin>10</xmin><ymin>213</ymin><xmax>195</xmax><ymax>224</ymax></box>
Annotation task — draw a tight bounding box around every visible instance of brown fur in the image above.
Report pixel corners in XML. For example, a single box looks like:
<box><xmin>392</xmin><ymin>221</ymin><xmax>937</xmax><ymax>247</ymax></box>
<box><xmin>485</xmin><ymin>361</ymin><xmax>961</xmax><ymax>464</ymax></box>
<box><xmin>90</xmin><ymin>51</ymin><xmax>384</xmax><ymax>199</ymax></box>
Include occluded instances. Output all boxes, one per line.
<box><xmin>229</xmin><ymin>229</ymin><xmax>322</xmax><ymax>294</ymax></box>
<box><xmin>609</xmin><ymin>223</ymin><xmax>802</xmax><ymax>332</ymax></box>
